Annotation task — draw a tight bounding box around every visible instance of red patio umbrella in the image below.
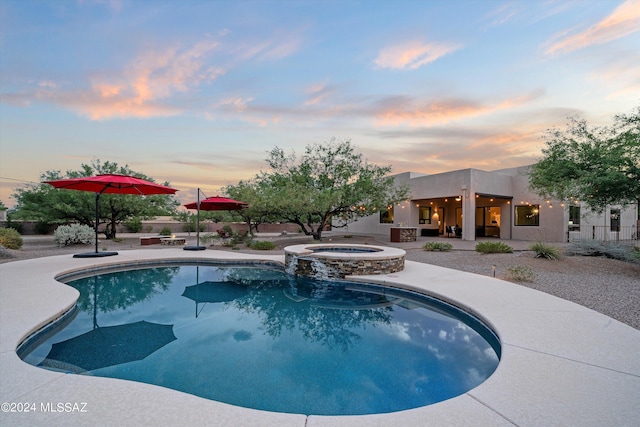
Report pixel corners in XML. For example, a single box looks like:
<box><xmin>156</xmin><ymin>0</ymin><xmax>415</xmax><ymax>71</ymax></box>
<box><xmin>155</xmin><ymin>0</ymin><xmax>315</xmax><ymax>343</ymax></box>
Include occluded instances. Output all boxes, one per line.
<box><xmin>183</xmin><ymin>190</ymin><xmax>248</xmax><ymax>250</ymax></box>
<box><xmin>44</xmin><ymin>174</ymin><xmax>178</xmax><ymax>258</ymax></box>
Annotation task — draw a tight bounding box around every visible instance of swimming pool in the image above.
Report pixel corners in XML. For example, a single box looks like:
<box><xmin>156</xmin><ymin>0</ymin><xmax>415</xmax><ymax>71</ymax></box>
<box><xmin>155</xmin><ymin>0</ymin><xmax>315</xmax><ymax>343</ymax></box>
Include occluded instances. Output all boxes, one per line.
<box><xmin>19</xmin><ymin>262</ymin><xmax>500</xmax><ymax>416</ymax></box>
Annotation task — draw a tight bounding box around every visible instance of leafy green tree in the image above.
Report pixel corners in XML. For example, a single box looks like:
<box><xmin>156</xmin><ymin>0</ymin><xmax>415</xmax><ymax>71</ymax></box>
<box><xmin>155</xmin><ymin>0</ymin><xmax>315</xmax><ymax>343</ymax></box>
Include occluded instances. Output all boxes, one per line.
<box><xmin>252</xmin><ymin>139</ymin><xmax>409</xmax><ymax>240</ymax></box>
<box><xmin>529</xmin><ymin>106</ymin><xmax>640</xmax><ymax>215</ymax></box>
<box><xmin>12</xmin><ymin>160</ymin><xmax>179</xmax><ymax>239</ymax></box>
<box><xmin>223</xmin><ymin>179</ymin><xmax>280</xmax><ymax>234</ymax></box>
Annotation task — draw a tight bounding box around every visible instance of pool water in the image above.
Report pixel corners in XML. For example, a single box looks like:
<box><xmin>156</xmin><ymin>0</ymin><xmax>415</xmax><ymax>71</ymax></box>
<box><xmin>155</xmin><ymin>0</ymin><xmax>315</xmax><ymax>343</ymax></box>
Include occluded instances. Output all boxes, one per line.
<box><xmin>20</xmin><ymin>264</ymin><xmax>500</xmax><ymax>416</ymax></box>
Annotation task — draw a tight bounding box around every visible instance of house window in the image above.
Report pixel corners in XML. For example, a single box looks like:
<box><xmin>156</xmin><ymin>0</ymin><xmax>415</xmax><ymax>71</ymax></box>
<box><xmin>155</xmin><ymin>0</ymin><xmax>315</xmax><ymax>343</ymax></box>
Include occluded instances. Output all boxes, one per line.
<box><xmin>380</xmin><ymin>206</ymin><xmax>394</xmax><ymax>224</ymax></box>
<box><xmin>418</xmin><ymin>207</ymin><xmax>431</xmax><ymax>224</ymax></box>
<box><xmin>569</xmin><ymin>205</ymin><xmax>580</xmax><ymax>231</ymax></box>
<box><xmin>515</xmin><ymin>205</ymin><xmax>539</xmax><ymax>226</ymax></box>
<box><xmin>610</xmin><ymin>208</ymin><xmax>620</xmax><ymax>231</ymax></box>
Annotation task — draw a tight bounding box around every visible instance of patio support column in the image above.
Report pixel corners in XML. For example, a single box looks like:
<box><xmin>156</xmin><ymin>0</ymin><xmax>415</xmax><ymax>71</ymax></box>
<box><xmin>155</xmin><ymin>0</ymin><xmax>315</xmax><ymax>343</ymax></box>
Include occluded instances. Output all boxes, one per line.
<box><xmin>461</xmin><ymin>187</ymin><xmax>476</xmax><ymax>241</ymax></box>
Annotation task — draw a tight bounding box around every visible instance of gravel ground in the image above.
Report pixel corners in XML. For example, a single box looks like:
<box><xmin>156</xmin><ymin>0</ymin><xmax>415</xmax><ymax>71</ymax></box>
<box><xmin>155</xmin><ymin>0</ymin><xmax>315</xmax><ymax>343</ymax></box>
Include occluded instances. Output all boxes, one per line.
<box><xmin>404</xmin><ymin>249</ymin><xmax>640</xmax><ymax>330</ymax></box>
<box><xmin>2</xmin><ymin>234</ymin><xmax>639</xmax><ymax>329</ymax></box>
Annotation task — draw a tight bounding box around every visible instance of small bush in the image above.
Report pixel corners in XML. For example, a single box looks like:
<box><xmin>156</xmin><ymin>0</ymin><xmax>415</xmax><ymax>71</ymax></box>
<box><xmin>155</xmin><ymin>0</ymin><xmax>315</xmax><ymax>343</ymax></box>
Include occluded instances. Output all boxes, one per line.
<box><xmin>423</xmin><ymin>241</ymin><xmax>453</xmax><ymax>252</ymax></box>
<box><xmin>530</xmin><ymin>242</ymin><xmax>561</xmax><ymax>260</ymax></box>
<box><xmin>35</xmin><ymin>221</ymin><xmax>52</xmax><ymax>235</ymax></box>
<box><xmin>124</xmin><ymin>218</ymin><xmax>143</xmax><ymax>233</ymax></box>
<box><xmin>250</xmin><ymin>240</ymin><xmax>276</xmax><ymax>250</ymax></box>
<box><xmin>5</xmin><ymin>218</ymin><xmax>23</xmax><ymax>234</ymax></box>
<box><xmin>567</xmin><ymin>240</ymin><xmax>639</xmax><ymax>264</ymax></box>
<box><xmin>54</xmin><ymin>224</ymin><xmax>94</xmax><ymax>247</ymax></box>
<box><xmin>200</xmin><ymin>233</ymin><xmax>221</xmax><ymax>245</ymax></box>
<box><xmin>475</xmin><ymin>241</ymin><xmax>513</xmax><ymax>254</ymax></box>
<box><xmin>230</xmin><ymin>230</ymin><xmax>250</xmax><ymax>245</ymax></box>
<box><xmin>0</xmin><ymin>228</ymin><xmax>23</xmax><ymax>249</ymax></box>
<box><xmin>505</xmin><ymin>265</ymin><xmax>535</xmax><ymax>282</ymax></box>
<box><xmin>159</xmin><ymin>226</ymin><xmax>172</xmax><ymax>236</ymax></box>
<box><xmin>217</xmin><ymin>226</ymin><xmax>233</xmax><ymax>238</ymax></box>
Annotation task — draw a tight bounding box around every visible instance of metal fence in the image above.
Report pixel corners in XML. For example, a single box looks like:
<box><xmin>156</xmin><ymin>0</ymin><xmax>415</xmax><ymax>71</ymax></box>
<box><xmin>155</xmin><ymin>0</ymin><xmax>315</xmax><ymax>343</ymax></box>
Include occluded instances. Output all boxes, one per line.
<box><xmin>568</xmin><ymin>225</ymin><xmax>638</xmax><ymax>242</ymax></box>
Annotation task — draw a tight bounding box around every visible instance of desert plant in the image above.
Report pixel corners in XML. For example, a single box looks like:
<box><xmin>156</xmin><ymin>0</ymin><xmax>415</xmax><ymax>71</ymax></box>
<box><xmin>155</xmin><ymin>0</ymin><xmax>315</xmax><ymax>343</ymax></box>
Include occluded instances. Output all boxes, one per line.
<box><xmin>216</xmin><ymin>226</ymin><xmax>233</xmax><ymax>238</ymax></box>
<box><xmin>423</xmin><ymin>241</ymin><xmax>453</xmax><ymax>252</ymax></box>
<box><xmin>250</xmin><ymin>240</ymin><xmax>276</xmax><ymax>250</ymax></box>
<box><xmin>159</xmin><ymin>226</ymin><xmax>172</xmax><ymax>236</ymax></box>
<box><xmin>124</xmin><ymin>218</ymin><xmax>143</xmax><ymax>233</ymax></box>
<box><xmin>53</xmin><ymin>224</ymin><xmax>95</xmax><ymax>246</ymax></box>
<box><xmin>35</xmin><ymin>221</ymin><xmax>52</xmax><ymax>235</ymax></box>
<box><xmin>530</xmin><ymin>242</ymin><xmax>561</xmax><ymax>260</ymax></box>
<box><xmin>505</xmin><ymin>265</ymin><xmax>535</xmax><ymax>282</ymax></box>
<box><xmin>5</xmin><ymin>217</ymin><xmax>23</xmax><ymax>234</ymax></box>
<box><xmin>199</xmin><ymin>233</ymin><xmax>221</xmax><ymax>245</ymax></box>
<box><xmin>0</xmin><ymin>227</ymin><xmax>23</xmax><ymax>249</ymax></box>
<box><xmin>566</xmin><ymin>240</ymin><xmax>639</xmax><ymax>264</ymax></box>
<box><xmin>475</xmin><ymin>241</ymin><xmax>513</xmax><ymax>254</ymax></box>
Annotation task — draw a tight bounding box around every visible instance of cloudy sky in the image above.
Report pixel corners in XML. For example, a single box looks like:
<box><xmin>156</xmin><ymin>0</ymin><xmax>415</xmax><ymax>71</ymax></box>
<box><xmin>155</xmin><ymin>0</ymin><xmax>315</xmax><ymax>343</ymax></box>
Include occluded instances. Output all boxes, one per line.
<box><xmin>1</xmin><ymin>0</ymin><xmax>638</xmax><ymax>207</ymax></box>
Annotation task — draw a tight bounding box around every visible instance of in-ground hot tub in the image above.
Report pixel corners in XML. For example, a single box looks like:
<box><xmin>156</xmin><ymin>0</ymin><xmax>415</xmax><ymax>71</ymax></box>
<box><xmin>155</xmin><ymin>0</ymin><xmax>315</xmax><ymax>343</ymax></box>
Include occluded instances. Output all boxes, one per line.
<box><xmin>284</xmin><ymin>243</ymin><xmax>406</xmax><ymax>278</ymax></box>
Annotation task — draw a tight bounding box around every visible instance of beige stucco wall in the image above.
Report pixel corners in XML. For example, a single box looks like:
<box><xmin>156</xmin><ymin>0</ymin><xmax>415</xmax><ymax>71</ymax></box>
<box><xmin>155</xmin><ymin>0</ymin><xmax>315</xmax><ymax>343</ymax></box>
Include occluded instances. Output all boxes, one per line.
<box><xmin>340</xmin><ymin>165</ymin><xmax>638</xmax><ymax>243</ymax></box>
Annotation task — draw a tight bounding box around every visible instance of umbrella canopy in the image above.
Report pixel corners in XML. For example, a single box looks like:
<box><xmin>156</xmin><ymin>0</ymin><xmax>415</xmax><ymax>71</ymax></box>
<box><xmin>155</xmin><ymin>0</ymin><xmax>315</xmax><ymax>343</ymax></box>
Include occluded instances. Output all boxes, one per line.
<box><xmin>44</xmin><ymin>174</ymin><xmax>178</xmax><ymax>257</ymax></box>
<box><xmin>41</xmin><ymin>321</ymin><xmax>177</xmax><ymax>373</ymax></box>
<box><xmin>183</xmin><ymin>193</ymin><xmax>248</xmax><ymax>250</ymax></box>
<box><xmin>182</xmin><ymin>281</ymin><xmax>248</xmax><ymax>303</ymax></box>
<box><xmin>184</xmin><ymin>195</ymin><xmax>248</xmax><ymax>211</ymax></box>
<box><xmin>181</xmin><ymin>281</ymin><xmax>248</xmax><ymax>317</ymax></box>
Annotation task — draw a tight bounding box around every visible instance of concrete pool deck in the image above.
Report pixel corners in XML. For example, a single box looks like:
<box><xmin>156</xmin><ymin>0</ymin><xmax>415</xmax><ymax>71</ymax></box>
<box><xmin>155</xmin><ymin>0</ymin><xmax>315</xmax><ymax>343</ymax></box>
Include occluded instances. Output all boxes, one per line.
<box><xmin>1</xmin><ymin>248</ymin><xmax>639</xmax><ymax>426</ymax></box>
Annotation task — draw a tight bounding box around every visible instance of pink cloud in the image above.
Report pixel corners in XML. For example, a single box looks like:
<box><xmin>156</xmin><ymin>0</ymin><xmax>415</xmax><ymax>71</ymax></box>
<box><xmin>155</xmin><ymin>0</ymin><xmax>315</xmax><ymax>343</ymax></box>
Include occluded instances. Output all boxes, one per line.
<box><xmin>27</xmin><ymin>40</ymin><xmax>224</xmax><ymax>120</ymax></box>
<box><xmin>373</xmin><ymin>40</ymin><xmax>461</xmax><ymax>70</ymax></box>
<box><xmin>373</xmin><ymin>90</ymin><xmax>544</xmax><ymax>127</ymax></box>
<box><xmin>544</xmin><ymin>0</ymin><xmax>640</xmax><ymax>55</ymax></box>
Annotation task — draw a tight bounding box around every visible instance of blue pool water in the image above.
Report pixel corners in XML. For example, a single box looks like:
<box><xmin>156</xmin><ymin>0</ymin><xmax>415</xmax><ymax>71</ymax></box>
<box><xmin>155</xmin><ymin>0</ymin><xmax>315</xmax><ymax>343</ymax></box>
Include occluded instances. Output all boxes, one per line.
<box><xmin>20</xmin><ymin>263</ymin><xmax>500</xmax><ymax>416</ymax></box>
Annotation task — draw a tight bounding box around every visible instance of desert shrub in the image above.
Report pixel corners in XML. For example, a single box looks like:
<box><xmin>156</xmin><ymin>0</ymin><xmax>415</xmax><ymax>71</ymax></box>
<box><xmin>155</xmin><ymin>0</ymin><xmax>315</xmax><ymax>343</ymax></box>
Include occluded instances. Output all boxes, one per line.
<box><xmin>35</xmin><ymin>221</ymin><xmax>52</xmax><ymax>235</ymax></box>
<box><xmin>566</xmin><ymin>240</ymin><xmax>639</xmax><ymax>264</ymax></box>
<box><xmin>216</xmin><ymin>226</ymin><xmax>234</xmax><ymax>238</ymax></box>
<box><xmin>250</xmin><ymin>240</ymin><xmax>276</xmax><ymax>250</ymax></box>
<box><xmin>0</xmin><ymin>228</ymin><xmax>23</xmax><ymax>249</ymax></box>
<box><xmin>199</xmin><ymin>233</ymin><xmax>221</xmax><ymax>245</ymax></box>
<box><xmin>530</xmin><ymin>242</ymin><xmax>561</xmax><ymax>260</ymax></box>
<box><xmin>423</xmin><ymin>241</ymin><xmax>453</xmax><ymax>252</ymax></box>
<box><xmin>475</xmin><ymin>241</ymin><xmax>513</xmax><ymax>254</ymax></box>
<box><xmin>230</xmin><ymin>229</ymin><xmax>250</xmax><ymax>245</ymax></box>
<box><xmin>54</xmin><ymin>224</ymin><xmax>94</xmax><ymax>246</ymax></box>
<box><xmin>144</xmin><ymin>225</ymin><xmax>153</xmax><ymax>233</ymax></box>
<box><xmin>505</xmin><ymin>265</ymin><xmax>535</xmax><ymax>282</ymax></box>
<box><xmin>5</xmin><ymin>218</ymin><xmax>23</xmax><ymax>234</ymax></box>
<box><xmin>124</xmin><ymin>218</ymin><xmax>143</xmax><ymax>233</ymax></box>
<box><xmin>159</xmin><ymin>226</ymin><xmax>172</xmax><ymax>236</ymax></box>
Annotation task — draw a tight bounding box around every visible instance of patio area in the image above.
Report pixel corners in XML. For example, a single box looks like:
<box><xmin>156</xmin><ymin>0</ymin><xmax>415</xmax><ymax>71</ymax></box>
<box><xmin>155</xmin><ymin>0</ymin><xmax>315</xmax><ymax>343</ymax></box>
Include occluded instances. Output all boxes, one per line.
<box><xmin>1</xmin><ymin>247</ymin><xmax>639</xmax><ymax>426</ymax></box>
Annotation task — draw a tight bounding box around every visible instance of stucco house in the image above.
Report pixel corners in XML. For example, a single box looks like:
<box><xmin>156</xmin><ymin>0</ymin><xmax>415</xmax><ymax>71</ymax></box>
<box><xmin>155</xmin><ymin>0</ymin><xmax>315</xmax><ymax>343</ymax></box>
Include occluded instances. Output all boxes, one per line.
<box><xmin>340</xmin><ymin>165</ymin><xmax>638</xmax><ymax>243</ymax></box>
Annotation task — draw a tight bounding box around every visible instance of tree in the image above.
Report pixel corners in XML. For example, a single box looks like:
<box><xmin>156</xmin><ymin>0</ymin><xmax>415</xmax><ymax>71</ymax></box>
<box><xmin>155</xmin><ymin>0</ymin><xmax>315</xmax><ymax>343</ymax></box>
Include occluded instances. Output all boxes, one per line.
<box><xmin>252</xmin><ymin>139</ymin><xmax>409</xmax><ymax>240</ymax></box>
<box><xmin>223</xmin><ymin>179</ymin><xmax>280</xmax><ymax>234</ymax></box>
<box><xmin>12</xmin><ymin>160</ymin><xmax>179</xmax><ymax>238</ymax></box>
<box><xmin>529</xmin><ymin>106</ymin><xmax>640</xmax><ymax>215</ymax></box>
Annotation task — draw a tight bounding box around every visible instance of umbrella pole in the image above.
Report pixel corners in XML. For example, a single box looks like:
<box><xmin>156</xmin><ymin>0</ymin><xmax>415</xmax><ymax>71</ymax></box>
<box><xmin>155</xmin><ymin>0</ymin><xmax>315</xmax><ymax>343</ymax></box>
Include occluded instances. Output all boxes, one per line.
<box><xmin>94</xmin><ymin>192</ymin><xmax>100</xmax><ymax>254</ymax></box>
<box><xmin>184</xmin><ymin>188</ymin><xmax>206</xmax><ymax>251</ymax></box>
<box><xmin>196</xmin><ymin>188</ymin><xmax>200</xmax><ymax>247</ymax></box>
<box><xmin>74</xmin><ymin>190</ymin><xmax>118</xmax><ymax>258</ymax></box>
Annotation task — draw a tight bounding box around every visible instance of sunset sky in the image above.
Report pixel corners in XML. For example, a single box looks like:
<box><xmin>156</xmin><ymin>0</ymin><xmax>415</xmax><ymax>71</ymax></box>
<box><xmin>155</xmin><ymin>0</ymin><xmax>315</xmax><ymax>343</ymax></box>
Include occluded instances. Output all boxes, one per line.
<box><xmin>1</xmin><ymin>0</ymin><xmax>639</xmax><ymax>208</ymax></box>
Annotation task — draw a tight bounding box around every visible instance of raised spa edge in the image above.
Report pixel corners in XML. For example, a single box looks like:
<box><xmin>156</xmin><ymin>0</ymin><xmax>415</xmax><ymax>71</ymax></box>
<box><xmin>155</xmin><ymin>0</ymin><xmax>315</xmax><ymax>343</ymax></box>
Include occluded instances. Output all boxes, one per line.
<box><xmin>284</xmin><ymin>243</ymin><xmax>406</xmax><ymax>278</ymax></box>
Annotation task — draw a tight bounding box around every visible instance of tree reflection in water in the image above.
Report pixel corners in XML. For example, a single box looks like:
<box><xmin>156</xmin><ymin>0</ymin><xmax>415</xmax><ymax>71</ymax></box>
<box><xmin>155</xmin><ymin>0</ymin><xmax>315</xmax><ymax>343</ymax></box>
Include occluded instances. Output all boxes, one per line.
<box><xmin>70</xmin><ymin>267</ymin><xmax>178</xmax><ymax>322</ymax></box>
<box><xmin>223</xmin><ymin>267</ymin><xmax>394</xmax><ymax>352</ymax></box>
